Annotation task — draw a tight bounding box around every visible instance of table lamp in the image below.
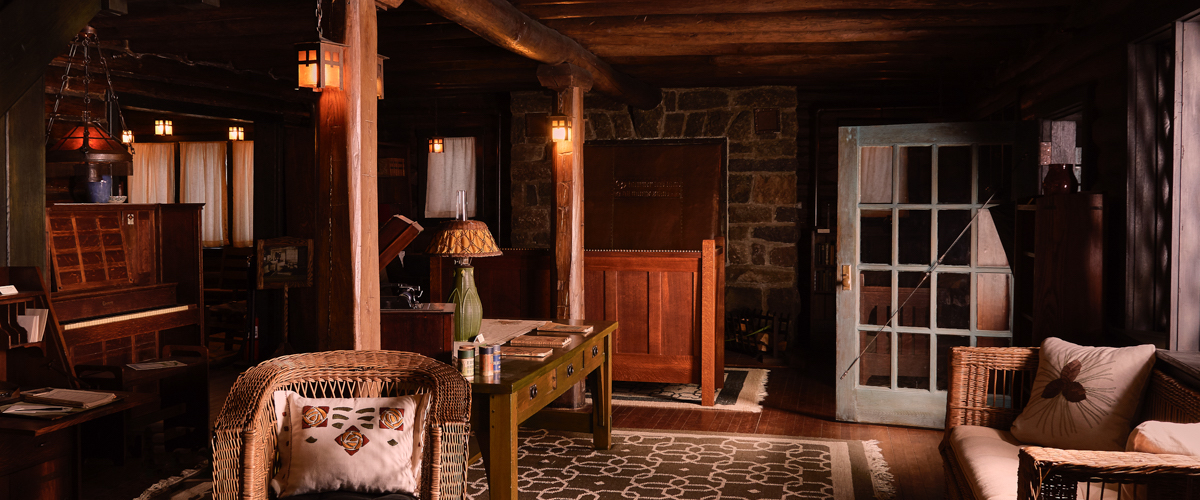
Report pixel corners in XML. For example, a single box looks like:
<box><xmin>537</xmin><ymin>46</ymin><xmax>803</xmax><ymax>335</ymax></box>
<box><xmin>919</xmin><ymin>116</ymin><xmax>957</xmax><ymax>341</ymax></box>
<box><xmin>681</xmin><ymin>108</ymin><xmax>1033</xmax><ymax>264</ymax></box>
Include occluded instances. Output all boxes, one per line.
<box><xmin>426</xmin><ymin>191</ymin><xmax>502</xmax><ymax>342</ymax></box>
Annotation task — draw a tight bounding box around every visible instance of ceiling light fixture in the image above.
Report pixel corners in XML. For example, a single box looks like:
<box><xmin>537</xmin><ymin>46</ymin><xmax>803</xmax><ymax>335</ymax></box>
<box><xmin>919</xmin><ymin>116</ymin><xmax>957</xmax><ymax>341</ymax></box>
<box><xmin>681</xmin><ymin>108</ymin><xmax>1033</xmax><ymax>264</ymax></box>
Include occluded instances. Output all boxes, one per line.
<box><xmin>428</xmin><ymin>98</ymin><xmax>444</xmax><ymax>154</ymax></box>
<box><xmin>45</xmin><ymin>26</ymin><xmax>133</xmax><ymax>182</ymax></box>
<box><xmin>228</xmin><ymin>126</ymin><xmax>244</xmax><ymax>141</ymax></box>
<box><xmin>296</xmin><ymin>0</ymin><xmax>344</xmax><ymax>91</ymax></box>
<box><xmin>121</xmin><ymin>130</ymin><xmax>134</xmax><ymax>144</ymax></box>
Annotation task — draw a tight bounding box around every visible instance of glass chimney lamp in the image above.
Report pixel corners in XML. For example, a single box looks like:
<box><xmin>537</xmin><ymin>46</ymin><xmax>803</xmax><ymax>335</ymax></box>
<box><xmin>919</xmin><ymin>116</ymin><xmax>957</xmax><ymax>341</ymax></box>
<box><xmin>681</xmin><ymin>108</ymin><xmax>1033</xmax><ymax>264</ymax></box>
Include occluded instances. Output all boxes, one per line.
<box><xmin>296</xmin><ymin>40</ymin><xmax>346</xmax><ymax>91</ymax></box>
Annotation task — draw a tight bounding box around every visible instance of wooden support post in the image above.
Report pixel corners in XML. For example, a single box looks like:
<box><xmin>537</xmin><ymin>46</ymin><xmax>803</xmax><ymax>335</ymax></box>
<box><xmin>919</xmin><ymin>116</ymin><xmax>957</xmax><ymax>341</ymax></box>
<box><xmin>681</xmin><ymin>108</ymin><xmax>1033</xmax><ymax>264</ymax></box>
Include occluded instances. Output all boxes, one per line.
<box><xmin>315</xmin><ymin>0</ymin><xmax>381</xmax><ymax>351</ymax></box>
<box><xmin>539</xmin><ymin>63</ymin><xmax>592</xmax><ymax>321</ymax></box>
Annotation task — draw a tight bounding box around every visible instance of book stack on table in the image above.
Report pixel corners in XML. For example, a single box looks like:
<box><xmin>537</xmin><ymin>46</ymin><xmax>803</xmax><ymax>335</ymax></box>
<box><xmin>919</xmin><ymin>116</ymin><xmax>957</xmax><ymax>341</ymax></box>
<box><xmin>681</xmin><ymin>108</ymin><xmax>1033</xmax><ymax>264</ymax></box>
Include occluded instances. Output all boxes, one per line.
<box><xmin>1</xmin><ymin>388</ymin><xmax>118</xmax><ymax>418</ymax></box>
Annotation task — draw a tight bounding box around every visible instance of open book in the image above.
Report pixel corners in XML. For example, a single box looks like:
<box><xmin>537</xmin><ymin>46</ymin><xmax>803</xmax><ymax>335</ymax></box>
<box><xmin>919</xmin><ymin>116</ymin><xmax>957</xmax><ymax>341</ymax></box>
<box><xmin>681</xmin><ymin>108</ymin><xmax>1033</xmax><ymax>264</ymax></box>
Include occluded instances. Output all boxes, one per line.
<box><xmin>23</xmin><ymin>388</ymin><xmax>117</xmax><ymax>409</ymax></box>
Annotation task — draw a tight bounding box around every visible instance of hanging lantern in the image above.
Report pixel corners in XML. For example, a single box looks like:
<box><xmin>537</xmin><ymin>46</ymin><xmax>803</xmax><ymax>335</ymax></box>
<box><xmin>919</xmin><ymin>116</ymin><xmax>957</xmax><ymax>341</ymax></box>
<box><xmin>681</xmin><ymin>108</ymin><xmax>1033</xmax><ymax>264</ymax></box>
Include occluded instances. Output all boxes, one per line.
<box><xmin>376</xmin><ymin>54</ymin><xmax>388</xmax><ymax>100</ymax></box>
<box><xmin>296</xmin><ymin>40</ymin><xmax>346</xmax><ymax>91</ymax></box>
<box><xmin>45</xmin><ymin>27</ymin><xmax>133</xmax><ymax>182</ymax></box>
<box><xmin>154</xmin><ymin>119</ymin><xmax>173</xmax><ymax>136</ymax></box>
<box><xmin>550</xmin><ymin>116</ymin><xmax>571</xmax><ymax>142</ymax></box>
<box><xmin>121</xmin><ymin>130</ymin><xmax>134</xmax><ymax>144</ymax></box>
<box><xmin>428</xmin><ymin>137</ymin><xmax>445</xmax><ymax>154</ymax></box>
<box><xmin>228</xmin><ymin>126</ymin><xmax>244</xmax><ymax>141</ymax></box>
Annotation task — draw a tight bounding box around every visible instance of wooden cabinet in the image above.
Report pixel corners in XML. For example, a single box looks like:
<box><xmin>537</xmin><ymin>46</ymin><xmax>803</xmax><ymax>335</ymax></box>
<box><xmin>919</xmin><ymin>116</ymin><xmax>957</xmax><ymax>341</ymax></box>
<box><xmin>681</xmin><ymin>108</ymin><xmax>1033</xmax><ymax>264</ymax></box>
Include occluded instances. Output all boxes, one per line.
<box><xmin>380</xmin><ymin>303</ymin><xmax>455</xmax><ymax>362</ymax></box>
<box><xmin>1028</xmin><ymin>194</ymin><xmax>1104</xmax><ymax>346</ymax></box>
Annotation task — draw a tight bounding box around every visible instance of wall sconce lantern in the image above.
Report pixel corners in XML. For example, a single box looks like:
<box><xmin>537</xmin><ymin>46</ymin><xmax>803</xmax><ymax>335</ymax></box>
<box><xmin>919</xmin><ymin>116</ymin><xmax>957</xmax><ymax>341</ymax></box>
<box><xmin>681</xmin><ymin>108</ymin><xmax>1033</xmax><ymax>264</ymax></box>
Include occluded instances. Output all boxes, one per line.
<box><xmin>428</xmin><ymin>137</ymin><xmax>445</xmax><ymax>154</ymax></box>
<box><xmin>376</xmin><ymin>54</ymin><xmax>388</xmax><ymax>100</ymax></box>
<box><xmin>121</xmin><ymin>130</ymin><xmax>134</xmax><ymax>144</ymax></box>
<box><xmin>154</xmin><ymin>119</ymin><xmax>173</xmax><ymax>136</ymax></box>
<box><xmin>296</xmin><ymin>40</ymin><xmax>346</xmax><ymax>91</ymax></box>
<box><xmin>550</xmin><ymin>115</ymin><xmax>571</xmax><ymax>142</ymax></box>
<box><xmin>228</xmin><ymin>126</ymin><xmax>245</xmax><ymax>141</ymax></box>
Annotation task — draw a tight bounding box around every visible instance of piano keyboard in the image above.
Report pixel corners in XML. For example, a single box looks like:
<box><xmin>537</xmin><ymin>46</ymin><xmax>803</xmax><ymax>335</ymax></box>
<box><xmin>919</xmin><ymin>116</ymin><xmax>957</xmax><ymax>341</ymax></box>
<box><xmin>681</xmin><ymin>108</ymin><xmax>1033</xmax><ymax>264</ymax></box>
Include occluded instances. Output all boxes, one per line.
<box><xmin>62</xmin><ymin>305</ymin><xmax>192</xmax><ymax>331</ymax></box>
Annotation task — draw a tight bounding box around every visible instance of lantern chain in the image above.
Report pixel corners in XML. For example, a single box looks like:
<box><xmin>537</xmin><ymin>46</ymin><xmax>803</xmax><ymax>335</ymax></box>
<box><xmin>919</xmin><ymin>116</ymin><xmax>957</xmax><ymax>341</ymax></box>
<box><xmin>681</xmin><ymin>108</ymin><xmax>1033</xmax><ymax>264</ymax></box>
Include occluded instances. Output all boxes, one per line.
<box><xmin>46</xmin><ymin>37</ymin><xmax>81</xmax><ymax>141</ymax></box>
<box><xmin>97</xmin><ymin>33</ymin><xmax>132</xmax><ymax>154</ymax></box>
<box><xmin>315</xmin><ymin>0</ymin><xmax>323</xmax><ymax>39</ymax></box>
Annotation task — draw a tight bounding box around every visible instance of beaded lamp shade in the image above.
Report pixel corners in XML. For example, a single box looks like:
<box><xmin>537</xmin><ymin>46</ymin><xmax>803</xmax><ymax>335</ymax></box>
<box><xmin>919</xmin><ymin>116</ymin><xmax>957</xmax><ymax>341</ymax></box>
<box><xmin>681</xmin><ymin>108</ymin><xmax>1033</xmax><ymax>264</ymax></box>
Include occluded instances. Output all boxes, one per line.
<box><xmin>425</xmin><ymin>220</ymin><xmax>501</xmax><ymax>258</ymax></box>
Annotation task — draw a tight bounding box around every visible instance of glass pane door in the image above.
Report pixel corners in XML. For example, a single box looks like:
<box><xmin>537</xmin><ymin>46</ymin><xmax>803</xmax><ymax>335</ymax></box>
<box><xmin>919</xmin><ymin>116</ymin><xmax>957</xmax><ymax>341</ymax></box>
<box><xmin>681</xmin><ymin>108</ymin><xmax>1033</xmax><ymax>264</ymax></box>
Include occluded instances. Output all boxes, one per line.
<box><xmin>836</xmin><ymin>123</ymin><xmax>1015</xmax><ymax>428</ymax></box>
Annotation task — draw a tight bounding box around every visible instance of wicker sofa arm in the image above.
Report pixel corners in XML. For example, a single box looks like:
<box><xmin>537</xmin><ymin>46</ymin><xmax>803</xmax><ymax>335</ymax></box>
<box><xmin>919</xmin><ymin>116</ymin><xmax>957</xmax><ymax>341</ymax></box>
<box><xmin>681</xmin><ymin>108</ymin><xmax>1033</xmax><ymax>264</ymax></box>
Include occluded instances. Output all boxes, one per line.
<box><xmin>945</xmin><ymin>346</ymin><xmax>1039</xmax><ymax>431</ymax></box>
<box><xmin>1016</xmin><ymin>446</ymin><xmax>1200</xmax><ymax>500</ymax></box>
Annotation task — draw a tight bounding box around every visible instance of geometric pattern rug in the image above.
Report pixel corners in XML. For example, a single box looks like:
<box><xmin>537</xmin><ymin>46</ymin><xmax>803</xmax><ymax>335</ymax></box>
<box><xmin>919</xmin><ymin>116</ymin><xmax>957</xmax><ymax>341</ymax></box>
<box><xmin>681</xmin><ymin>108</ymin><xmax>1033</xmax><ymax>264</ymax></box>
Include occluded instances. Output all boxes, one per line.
<box><xmin>465</xmin><ymin>428</ymin><xmax>896</xmax><ymax>500</ymax></box>
<box><xmin>603</xmin><ymin>368</ymin><xmax>770</xmax><ymax>413</ymax></box>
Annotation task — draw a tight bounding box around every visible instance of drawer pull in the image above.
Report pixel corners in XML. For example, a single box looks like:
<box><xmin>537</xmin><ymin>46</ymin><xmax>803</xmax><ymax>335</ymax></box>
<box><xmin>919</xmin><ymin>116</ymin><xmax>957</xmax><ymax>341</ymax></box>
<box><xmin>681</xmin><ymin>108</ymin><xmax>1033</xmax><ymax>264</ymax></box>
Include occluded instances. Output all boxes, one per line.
<box><xmin>567</xmin><ymin>364</ymin><xmax>575</xmax><ymax>377</ymax></box>
<box><xmin>529</xmin><ymin>385</ymin><xmax>538</xmax><ymax>399</ymax></box>
<box><xmin>592</xmin><ymin>346</ymin><xmax>599</xmax><ymax>357</ymax></box>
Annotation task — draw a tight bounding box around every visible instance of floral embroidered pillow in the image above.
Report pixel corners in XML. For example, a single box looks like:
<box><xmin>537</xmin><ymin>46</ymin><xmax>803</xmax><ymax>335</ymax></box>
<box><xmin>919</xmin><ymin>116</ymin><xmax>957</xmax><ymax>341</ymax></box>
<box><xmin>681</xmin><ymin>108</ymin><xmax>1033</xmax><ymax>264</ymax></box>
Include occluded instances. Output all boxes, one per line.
<box><xmin>1009</xmin><ymin>337</ymin><xmax>1156</xmax><ymax>451</ymax></box>
<box><xmin>270</xmin><ymin>393</ymin><xmax>428</xmax><ymax>497</ymax></box>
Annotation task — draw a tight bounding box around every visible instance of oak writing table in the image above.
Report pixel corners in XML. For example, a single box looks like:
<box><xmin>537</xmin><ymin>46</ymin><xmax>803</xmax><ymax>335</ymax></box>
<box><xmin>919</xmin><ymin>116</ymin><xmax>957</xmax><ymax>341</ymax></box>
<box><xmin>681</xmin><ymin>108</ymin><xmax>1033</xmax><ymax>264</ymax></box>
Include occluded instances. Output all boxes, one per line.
<box><xmin>470</xmin><ymin>320</ymin><xmax>616</xmax><ymax>500</ymax></box>
<box><xmin>0</xmin><ymin>390</ymin><xmax>155</xmax><ymax>500</ymax></box>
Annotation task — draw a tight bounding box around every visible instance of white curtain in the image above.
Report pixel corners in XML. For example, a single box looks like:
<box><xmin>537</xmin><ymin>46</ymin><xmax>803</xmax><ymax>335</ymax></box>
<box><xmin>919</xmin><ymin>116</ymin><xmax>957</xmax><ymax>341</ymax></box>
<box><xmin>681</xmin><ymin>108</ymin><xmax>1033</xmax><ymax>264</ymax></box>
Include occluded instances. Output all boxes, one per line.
<box><xmin>231</xmin><ymin>141</ymin><xmax>254</xmax><ymax>248</ymax></box>
<box><xmin>129</xmin><ymin>143</ymin><xmax>175</xmax><ymax>204</ymax></box>
<box><xmin>425</xmin><ymin>137</ymin><xmax>476</xmax><ymax>218</ymax></box>
<box><xmin>180</xmin><ymin>142</ymin><xmax>228</xmax><ymax>247</ymax></box>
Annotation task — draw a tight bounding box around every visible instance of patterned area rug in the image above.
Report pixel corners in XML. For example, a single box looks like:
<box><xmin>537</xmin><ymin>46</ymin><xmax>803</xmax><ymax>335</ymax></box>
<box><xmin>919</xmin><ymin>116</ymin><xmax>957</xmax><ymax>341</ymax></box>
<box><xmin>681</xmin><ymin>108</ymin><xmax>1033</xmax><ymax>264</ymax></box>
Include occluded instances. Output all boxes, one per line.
<box><xmin>466</xmin><ymin>428</ymin><xmax>896</xmax><ymax>500</ymax></box>
<box><xmin>603</xmin><ymin>368</ymin><xmax>769</xmax><ymax>412</ymax></box>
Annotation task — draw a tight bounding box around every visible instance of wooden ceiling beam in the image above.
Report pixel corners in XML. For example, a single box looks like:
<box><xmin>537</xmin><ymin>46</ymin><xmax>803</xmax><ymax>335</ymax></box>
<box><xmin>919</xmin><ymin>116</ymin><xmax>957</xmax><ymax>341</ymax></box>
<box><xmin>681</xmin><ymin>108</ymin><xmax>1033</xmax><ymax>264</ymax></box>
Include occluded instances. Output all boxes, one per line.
<box><xmin>542</xmin><ymin>9</ymin><xmax>1059</xmax><ymax>36</ymax></box>
<box><xmin>512</xmin><ymin>0</ymin><xmax>1074</xmax><ymax>18</ymax></box>
<box><xmin>567</xmin><ymin>26</ymin><xmax>1040</xmax><ymax>46</ymax></box>
<box><xmin>584</xmin><ymin>40</ymin><xmax>1018</xmax><ymax>58</ymax></box>
<box><xmin>411</xmin><ymin>0</ymin><xmax>661</xmax><ymax>109</ymax></box>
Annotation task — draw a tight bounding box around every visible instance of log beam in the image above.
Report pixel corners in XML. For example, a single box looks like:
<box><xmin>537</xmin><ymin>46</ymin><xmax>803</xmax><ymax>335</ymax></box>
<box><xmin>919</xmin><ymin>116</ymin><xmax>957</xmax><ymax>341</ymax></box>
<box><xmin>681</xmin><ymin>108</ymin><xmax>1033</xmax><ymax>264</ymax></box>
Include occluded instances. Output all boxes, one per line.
<box><xmin>315</xmin><ymin>0</ymin><xmax>381</xmax><ymax>351</ymax></box>
<box><xmin>412</xmin><ymin>0</ymin><xmax>660</xmax><ymax>109</ymax></box>
<box><xmin>538</xmin><ymin>63</ymin><xmax>591</xmax><ymax>320</ymax></box>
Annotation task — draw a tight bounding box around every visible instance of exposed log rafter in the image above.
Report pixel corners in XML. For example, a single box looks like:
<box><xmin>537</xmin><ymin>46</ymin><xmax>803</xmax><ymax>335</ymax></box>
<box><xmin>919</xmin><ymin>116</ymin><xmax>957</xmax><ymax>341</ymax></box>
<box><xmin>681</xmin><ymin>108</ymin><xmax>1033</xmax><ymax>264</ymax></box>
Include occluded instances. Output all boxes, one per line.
<box><xmin>412</xmin><ymin>0</ymin><xmax>661</xmax><ymax>109</ymax></box>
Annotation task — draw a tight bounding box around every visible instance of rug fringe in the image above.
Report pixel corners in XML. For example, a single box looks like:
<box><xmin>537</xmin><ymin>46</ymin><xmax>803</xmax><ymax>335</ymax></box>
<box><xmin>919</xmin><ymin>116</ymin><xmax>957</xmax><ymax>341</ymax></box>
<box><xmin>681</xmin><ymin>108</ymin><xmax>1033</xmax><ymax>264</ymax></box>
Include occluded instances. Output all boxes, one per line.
<box><xmin>134</xmin><ymin>460</ymin><xmax>210</xmax><ymax>500</ymax></box>
<box><xmin>861</xmin><ymin>439</ymin><xmax>897</xmax><ymax>500</ymax></box>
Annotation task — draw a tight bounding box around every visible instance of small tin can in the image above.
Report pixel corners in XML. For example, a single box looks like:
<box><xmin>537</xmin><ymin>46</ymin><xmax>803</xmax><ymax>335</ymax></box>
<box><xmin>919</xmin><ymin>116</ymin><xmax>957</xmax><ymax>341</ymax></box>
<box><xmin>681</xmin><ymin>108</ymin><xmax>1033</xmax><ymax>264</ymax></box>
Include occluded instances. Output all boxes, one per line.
<box><xmin>479</xmin><ymin>345</ymin><xmax>496</xmax><ymax>375</ymax></box>
<box><xmin>457</xmin><ymin>345</ymin><xmax>475</xmax><ymax>377</ymax></box>
<box><xmin>492</xmin><ymin>345</ymin><xmax>501</xmax><ymax>373</ymax></box>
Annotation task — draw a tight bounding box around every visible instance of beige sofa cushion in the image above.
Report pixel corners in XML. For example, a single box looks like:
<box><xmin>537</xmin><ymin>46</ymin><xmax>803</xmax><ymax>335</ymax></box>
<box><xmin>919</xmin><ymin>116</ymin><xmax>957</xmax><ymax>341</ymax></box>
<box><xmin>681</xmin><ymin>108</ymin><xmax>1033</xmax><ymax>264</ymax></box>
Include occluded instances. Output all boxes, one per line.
<box><xmin>949</xmin><ymin>425</ymin><xmax>1022</xmax><ymax>500</ymax></box>
<box><xmin>951</xmin><ymin>425</ymin><xmax>1121</xmax><ymax>500</ymax></box>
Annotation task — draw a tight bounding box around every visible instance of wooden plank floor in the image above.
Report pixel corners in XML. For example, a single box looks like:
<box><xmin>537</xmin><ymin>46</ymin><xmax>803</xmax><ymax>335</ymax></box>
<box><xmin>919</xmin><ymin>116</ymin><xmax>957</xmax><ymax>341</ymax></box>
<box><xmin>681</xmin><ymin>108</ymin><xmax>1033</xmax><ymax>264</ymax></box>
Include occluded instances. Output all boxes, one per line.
<box><xmin>208</xmin><ymin>357</ymin><xmax>947</xmax><ymax>500</ymax></box>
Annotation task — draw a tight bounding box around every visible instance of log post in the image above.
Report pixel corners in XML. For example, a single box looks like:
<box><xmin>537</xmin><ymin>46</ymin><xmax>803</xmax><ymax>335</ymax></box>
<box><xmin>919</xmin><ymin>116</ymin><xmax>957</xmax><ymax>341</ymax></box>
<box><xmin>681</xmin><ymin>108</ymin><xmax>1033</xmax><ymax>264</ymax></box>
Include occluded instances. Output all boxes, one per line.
<box><xmin>538</xmin><ymin>63</ymin><xmax>592</xmax><ymax>321</ymax></box>
<box><xmin>315</xmin><ymin>0</ymin><xmax>381</xmax><ymax>350</ymax></box>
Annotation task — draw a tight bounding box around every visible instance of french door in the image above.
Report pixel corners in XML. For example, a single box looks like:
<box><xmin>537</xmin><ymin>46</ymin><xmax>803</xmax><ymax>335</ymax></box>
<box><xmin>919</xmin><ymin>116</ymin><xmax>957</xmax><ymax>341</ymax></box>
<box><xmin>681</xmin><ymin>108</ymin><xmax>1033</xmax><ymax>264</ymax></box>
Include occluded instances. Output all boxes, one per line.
<box><xmin>835</xmin><ymin>122</ymin><xmax>1016</xmax><ymax>428</ymax></box>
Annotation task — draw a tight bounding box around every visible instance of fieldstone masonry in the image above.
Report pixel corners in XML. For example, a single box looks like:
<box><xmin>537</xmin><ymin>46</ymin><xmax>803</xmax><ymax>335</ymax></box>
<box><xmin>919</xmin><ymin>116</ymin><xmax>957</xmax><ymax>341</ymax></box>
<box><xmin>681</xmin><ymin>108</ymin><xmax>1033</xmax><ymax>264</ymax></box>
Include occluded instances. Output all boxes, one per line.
<box><xmin>509</xmin><ymin>86</ymin><xmax>799</xmax><ymax>317</ymax></box>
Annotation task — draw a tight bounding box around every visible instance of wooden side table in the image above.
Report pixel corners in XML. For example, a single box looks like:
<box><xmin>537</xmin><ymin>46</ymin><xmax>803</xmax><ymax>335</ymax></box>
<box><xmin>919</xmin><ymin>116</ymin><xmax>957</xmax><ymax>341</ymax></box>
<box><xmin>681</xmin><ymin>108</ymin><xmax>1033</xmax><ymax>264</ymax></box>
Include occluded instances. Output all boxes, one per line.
<box><xmin>470</xmin><ymin>320</ymin><xmax>616</xmax><ymax>500</ymax></box>
<box><xmin>380</xmin><ymin>303</ymin><xmax>455</xmax><ymax>362</ymax></box>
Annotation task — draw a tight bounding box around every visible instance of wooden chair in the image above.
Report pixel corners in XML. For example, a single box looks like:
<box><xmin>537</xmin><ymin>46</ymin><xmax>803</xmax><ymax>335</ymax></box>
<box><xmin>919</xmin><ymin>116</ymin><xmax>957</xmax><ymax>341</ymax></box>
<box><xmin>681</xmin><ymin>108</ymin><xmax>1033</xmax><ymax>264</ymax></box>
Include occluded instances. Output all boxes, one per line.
<box><xmin>941</xmin><ymin>347</ymin><xmax>1200</xmax><ymax>500</ymax></box>
<box><xmin>211</xmin><ymin>350</ymin><xmax>472</xmax><ymax>500</ymax></box>
<box><xmin>204</xmin><ymin>247</ymin><xmax>256</xmax><ymax>357</ymax></box>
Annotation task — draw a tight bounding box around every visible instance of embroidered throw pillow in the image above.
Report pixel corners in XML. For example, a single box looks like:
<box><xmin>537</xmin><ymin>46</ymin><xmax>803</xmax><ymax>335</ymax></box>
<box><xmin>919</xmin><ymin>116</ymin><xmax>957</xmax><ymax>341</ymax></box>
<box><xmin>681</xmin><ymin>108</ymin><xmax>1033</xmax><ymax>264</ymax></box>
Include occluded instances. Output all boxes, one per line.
<box><xmin>1009</xmin><ymin>337</ymin><xmax>1156</xmax><ymax>451</ymax></box>
<box><xmin>271</xmin><ymin>393</ymin><xmax>428</xmax><ymax>497</ymax></box>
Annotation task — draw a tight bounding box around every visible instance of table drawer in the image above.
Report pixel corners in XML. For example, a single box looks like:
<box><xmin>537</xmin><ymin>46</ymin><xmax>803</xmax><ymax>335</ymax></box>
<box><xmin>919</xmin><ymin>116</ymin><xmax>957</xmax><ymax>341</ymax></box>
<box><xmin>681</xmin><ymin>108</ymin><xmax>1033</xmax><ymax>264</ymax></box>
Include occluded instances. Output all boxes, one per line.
<box><xmin>0</xmin><ymin>431</ymin><xmax>72</xmax><ymax>477</ymax></box>
<box><xmin>583</xmin><ymin>340</ymin><xmax>606</xmax><ymax>372</ymax></box>
<box><xmin>517</xmin><ymin>369</ymin><xmax>559</xmax><ymax>414</ymax></box>
<box><xmin>558</xmin><ymin>352</ymin><xmax>585</xmax><ymax>384</ymax></box>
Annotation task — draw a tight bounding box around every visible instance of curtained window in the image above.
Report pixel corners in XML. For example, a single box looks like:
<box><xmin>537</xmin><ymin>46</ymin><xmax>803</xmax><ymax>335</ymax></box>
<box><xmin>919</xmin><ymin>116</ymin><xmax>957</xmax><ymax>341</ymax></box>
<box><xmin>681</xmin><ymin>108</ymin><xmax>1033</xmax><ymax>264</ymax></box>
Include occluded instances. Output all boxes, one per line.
<box><xmin>425</xmin><ymin>137</ymin><xmax>476</xmax><ymax>218</ymax></box>
<box><xmin>180</xmin><ymin>142</ymin><xmax>228</xmax><ymax>247</ymax></box>
<box><xmin>231</xmin><ymin>141</ymin><xmax>254</xmax><ymax>248</ymax></box>
<box><xmin>129</xmin><ymin>142</ymin><xmax>175</xmax><ymax>203</ymax></box>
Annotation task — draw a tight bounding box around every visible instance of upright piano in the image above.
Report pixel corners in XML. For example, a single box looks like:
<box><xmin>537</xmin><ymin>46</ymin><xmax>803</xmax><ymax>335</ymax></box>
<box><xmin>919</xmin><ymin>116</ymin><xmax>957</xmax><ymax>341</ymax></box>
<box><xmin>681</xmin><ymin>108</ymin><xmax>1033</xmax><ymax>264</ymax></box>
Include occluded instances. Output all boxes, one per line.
<box><xmin>44</xmin><ymin>203</ymin><xmax>208</xmax><ymax>449</ymax></box>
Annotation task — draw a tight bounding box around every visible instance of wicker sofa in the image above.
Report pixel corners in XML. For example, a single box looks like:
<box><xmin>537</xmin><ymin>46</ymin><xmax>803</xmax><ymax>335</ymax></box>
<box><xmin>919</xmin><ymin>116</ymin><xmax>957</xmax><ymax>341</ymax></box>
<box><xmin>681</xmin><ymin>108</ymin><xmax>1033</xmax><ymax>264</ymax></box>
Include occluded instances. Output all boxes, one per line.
<box><xmin>941</xmin><ymin>346</ymin><xmax>1200</xmax><ymax>500</ymax></box>
<box><xmin>211</xmin><ymin>350</ymin><xmax>472</xmax><ymax>500</ymax></box>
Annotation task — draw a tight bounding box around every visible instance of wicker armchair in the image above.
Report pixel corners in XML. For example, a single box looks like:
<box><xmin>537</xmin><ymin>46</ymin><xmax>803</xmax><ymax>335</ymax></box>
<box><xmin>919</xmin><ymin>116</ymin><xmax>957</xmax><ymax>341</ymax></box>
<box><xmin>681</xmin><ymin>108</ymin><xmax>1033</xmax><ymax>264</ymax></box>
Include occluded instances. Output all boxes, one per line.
<box><xmin>211</xmin><ymin>351</ymin><xmax>472</xmax><ymax>500</ymax></box>
<box><xmin>941</xmin><ymin>346</ymin><xmax>1200</xmax><ymax>500</ymax></box>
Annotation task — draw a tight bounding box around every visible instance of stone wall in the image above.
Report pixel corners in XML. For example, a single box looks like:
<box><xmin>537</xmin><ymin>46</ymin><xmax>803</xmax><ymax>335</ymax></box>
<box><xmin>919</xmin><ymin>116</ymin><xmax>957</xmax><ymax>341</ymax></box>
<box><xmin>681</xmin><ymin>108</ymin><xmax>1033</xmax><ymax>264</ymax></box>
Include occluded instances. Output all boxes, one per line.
<box><xmin>509</xmin><ymin>86</ymin><xmax>800</xmax><ymax>316</ymax></box>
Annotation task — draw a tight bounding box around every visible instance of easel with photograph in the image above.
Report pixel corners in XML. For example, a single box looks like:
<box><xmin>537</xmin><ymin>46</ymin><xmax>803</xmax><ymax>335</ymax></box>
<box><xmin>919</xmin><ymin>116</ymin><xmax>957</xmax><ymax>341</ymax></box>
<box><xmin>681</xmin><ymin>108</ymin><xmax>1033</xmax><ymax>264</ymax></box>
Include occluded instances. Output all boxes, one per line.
<box><xmin>256</xmin><ymin>237</ymin><xmax>313</xmax><ymax>356</ymax></box>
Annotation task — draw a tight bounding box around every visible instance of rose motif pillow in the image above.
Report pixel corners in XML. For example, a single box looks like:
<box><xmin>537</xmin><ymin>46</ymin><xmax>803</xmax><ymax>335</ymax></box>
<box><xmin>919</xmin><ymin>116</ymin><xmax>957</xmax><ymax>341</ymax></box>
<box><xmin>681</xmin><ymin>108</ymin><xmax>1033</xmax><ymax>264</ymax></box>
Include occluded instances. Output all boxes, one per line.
<box><xmin>1009</xmin><ymin>337</ymin><xmax>1156</xmax><ymax>451</ymax></box>
<box><xmin>270</xmin><ymin>393</ymin><xmax>429</xmax><ymax>497</ymax></box>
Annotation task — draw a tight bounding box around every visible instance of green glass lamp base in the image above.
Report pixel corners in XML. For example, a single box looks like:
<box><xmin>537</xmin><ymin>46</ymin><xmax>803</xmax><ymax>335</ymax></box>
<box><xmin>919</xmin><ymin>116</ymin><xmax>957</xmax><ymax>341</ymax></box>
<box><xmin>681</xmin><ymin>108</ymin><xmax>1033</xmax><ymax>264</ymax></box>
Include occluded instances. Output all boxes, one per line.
<box><xmin>450</xmin><ymin>265</ymin><xmax>483</xmax><ymax>342</ymax></box>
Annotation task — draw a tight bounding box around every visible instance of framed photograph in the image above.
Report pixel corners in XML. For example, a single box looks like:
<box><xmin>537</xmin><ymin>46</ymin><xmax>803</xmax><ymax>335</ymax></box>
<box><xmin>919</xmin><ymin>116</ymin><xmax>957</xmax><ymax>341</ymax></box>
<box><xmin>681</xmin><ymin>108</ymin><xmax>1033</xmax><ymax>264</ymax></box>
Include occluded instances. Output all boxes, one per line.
<box><xmin>256</xmin><ymin>237</ymin><xmax>313</xmax><ymax>290</ymax></box>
